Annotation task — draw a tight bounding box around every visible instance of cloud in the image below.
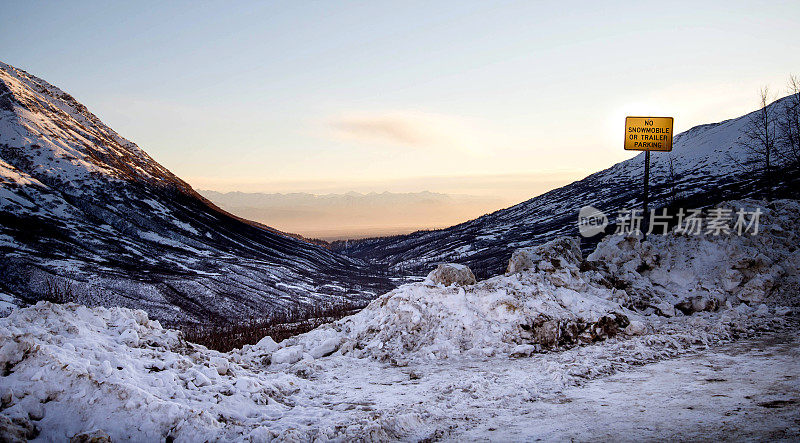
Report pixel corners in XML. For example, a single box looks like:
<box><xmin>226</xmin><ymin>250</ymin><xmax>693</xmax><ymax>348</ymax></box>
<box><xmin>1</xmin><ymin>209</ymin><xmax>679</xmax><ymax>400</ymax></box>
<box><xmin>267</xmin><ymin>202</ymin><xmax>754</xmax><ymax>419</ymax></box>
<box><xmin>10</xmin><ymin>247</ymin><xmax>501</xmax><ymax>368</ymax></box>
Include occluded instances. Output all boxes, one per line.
<box><xmin>330</xmin><ymin>110</ymin><xmax>473</xmax><ymax>150</ymax></box>
<box><xmin>333</xmin><ymin>115</ymin><xmax>429</xmax><ymax>146</ymax></box>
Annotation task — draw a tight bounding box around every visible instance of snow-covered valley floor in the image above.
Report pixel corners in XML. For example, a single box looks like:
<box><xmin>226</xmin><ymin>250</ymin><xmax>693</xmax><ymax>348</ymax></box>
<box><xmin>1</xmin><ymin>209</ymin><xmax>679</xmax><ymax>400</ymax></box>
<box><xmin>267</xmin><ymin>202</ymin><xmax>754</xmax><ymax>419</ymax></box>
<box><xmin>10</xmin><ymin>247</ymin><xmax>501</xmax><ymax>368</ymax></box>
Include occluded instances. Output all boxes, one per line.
<box><xmin>1</xmin><ymin>199</ymin><xmax>799</xmax><ymax>441</ymax></box>
<box><xmin>2</xmin><ymin>305</ymin><xmax>797</xmax><ymax>442</ymax></box>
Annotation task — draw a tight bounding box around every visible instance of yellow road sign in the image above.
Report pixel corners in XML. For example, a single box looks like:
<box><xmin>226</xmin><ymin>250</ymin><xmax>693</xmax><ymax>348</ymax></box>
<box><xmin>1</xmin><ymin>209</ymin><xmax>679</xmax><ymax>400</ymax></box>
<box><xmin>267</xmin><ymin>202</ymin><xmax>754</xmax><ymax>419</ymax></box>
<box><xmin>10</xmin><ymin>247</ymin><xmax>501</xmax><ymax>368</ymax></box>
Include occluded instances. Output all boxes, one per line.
<box><xmin>624</xmin><ymin>116</ymin><xmax>673</xmax><ymax>151</ymax></box>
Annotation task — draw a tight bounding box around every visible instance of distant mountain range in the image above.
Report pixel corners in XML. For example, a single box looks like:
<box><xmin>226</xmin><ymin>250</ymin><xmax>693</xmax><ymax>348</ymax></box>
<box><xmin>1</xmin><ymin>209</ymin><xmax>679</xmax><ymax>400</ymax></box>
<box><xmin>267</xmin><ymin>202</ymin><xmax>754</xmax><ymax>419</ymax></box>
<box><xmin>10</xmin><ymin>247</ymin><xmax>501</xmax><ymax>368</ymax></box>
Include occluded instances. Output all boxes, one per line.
<box><xmin>332</xmin><ymin>96</ymin><xmax>799</xmax><ymax>278</ymax></box>
<box><xmin>0</xmin><ymin>61</ymin><xmax>390</xmax><ymax>325</ymax></box>
<box><xmin>199</xmin><ymin>190</ymin><xmax>506</xmax><ymax>241</ymax></box>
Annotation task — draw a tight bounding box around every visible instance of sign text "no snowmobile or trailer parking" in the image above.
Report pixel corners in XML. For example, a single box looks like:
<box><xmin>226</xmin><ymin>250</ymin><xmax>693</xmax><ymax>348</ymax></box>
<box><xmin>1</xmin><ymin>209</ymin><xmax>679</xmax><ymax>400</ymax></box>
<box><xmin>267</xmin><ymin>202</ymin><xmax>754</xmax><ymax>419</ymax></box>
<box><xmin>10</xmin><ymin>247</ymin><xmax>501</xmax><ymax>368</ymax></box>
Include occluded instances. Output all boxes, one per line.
<box><xmin>625</xmin><ymin>116</ymin><xmax>673</xmax><ymax>151</ymax></box>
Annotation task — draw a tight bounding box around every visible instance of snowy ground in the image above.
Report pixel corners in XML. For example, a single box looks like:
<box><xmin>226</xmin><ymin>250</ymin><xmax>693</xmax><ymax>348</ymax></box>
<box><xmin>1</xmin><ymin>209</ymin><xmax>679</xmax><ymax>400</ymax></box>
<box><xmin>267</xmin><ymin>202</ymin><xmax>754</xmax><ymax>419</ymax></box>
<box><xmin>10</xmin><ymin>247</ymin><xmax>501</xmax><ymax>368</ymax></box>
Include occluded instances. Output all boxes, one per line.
<box><xmin>2</xmin><ymin>305</ymin><xmax>796</xmax><ymax>442</ymax></box>
<box><xmin>1</xmin><ymin>199</ymin><xmax>799</xmax><ymax>441</ymax></box>
<box><xmin>461</xmin><ymin>332</ymin><xmax>800</xmax><ymax>441</ymax></box>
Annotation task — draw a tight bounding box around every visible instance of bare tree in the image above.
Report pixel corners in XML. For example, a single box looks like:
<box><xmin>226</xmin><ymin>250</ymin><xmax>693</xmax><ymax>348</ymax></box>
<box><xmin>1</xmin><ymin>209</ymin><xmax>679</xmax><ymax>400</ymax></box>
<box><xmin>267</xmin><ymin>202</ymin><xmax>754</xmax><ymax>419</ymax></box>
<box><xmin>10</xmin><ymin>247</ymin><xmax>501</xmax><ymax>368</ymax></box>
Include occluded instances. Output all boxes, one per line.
<box><xmin>737</xmin><ymin>87</ymin><xmax>777</xmax><ymax>198</ymax></box>
<box><xmin>777</xmin><ymin>75</ymin><xmax>800</xmax><ymax>168</ymax></box>
<box><xmin>667</xmin><ymin>152</ymin><xmax>679</xmax><ymax>205</ymax></box>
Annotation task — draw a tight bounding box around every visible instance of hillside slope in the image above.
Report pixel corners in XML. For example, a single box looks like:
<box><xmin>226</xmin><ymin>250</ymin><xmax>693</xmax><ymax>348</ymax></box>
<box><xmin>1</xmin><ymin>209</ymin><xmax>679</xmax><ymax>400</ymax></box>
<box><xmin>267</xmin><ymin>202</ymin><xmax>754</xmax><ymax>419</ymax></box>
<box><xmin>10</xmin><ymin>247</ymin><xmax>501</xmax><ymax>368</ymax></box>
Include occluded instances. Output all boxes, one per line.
<box><xmin>0</xmin><ymin>61</ymin><xmax>390</xmax><ymax>325</ymax></box>
<box><xmin>334</xmin><ymin>96</ymin><xmax>799</xmax><ymax>278</ymax></box>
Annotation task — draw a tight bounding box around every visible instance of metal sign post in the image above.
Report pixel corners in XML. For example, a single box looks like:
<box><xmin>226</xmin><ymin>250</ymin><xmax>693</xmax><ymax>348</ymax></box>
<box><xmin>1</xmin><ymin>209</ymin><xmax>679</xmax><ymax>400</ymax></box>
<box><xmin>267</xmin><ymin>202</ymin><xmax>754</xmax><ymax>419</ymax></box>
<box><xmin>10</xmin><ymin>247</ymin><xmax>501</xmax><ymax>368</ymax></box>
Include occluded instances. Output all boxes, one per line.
<box><xmin>624</xmin><ymin>116</ymin><xmax>673</xmax><ymax>240</ymax></box>
<box><xmin>643</xmin><ymin>150</ymin><xmax>650</xmax><ymax>239</ymax></box>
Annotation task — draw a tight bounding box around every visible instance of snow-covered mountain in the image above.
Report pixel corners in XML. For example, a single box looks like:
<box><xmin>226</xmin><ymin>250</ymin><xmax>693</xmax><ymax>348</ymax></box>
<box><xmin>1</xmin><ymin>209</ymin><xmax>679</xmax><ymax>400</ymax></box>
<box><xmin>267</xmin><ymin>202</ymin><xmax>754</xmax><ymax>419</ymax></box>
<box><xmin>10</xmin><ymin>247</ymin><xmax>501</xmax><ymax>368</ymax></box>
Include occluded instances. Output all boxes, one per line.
<box><xmin>0</xmin><ymin>61</ymin><xmax>390</xmax><ymax>325</ymax></box>
<box><xmin>334</xmin><ymin>96</ymin><xmax>799</xmax><ymax>278</ymax></box>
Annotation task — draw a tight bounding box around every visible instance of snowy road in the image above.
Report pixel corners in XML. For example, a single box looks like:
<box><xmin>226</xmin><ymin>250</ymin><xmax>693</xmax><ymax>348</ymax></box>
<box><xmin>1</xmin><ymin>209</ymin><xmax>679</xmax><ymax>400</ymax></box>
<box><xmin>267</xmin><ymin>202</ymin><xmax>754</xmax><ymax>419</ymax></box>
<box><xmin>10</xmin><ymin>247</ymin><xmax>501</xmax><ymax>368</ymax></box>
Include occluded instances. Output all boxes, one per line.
<box><xmin>258</xmin><ymin>321</ymin><xmax>800</xmax><ymax>441</ymax></box>
<box><xmin>459</xmin><ymin>333</ymin><xmax>800</xmax><ymax>441</ymax></box>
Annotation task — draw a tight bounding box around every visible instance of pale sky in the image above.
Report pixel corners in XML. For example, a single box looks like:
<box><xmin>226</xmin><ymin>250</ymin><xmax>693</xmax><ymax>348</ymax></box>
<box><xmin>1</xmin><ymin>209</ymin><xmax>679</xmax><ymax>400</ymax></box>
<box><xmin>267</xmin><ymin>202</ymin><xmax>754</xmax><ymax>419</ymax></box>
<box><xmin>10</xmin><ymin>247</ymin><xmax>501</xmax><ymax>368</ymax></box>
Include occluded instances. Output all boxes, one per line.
<box><xmin>2</xmin><ymin>0</ymin><xmax>798</xmax><ymax>202</ymax></box>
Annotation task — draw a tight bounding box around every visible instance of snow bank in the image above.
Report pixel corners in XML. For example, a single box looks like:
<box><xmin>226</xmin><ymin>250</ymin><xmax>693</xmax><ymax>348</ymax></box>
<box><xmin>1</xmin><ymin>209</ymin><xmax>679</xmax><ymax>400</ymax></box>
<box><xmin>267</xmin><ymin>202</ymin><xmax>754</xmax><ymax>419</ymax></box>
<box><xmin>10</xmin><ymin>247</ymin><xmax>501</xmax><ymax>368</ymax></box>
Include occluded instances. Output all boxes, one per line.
<box><xmin>0</xmin><ymin>303</ymin><xmax>308</xmax><ymax>441</ymax></box>
<box><xmin>587</xmin><ymin>199</ymin><xmax>800</xmax><ymax>314</ymax></box>
<box><xmin>287</xmin><ymin>237</ymin><xmax>632</xmax><ymax>364</ymax></box>
<box><xmin>0</xmin><ymin>303</ymin><xmax>441</xmax><ymax>441</ymax></box>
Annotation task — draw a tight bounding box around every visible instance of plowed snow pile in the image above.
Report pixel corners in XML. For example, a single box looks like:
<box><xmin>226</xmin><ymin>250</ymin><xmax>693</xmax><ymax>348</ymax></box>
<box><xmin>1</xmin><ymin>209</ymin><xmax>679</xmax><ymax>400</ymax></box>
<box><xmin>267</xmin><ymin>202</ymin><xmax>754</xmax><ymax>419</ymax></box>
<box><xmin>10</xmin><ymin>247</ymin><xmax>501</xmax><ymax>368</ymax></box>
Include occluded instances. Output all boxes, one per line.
<box><xmin>278</xmin><ymin>236</ymin><xmax>633</xmax><ymax>366</ymax></box>
<box><xmin>1</xmin><ymin>199</ymin><xmax>798</xmax><ymax>441</ymax></box>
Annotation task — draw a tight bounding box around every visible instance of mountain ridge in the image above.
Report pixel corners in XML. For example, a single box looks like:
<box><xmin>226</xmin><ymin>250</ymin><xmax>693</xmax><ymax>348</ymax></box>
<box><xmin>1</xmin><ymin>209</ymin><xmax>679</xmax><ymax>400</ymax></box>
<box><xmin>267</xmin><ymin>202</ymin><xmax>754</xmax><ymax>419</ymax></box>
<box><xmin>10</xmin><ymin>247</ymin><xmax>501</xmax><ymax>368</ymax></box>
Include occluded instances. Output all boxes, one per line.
<box><xmin>0</xmin><ymin>61</ymin><xmax>391</xmax><ymax>325</ymax></box>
